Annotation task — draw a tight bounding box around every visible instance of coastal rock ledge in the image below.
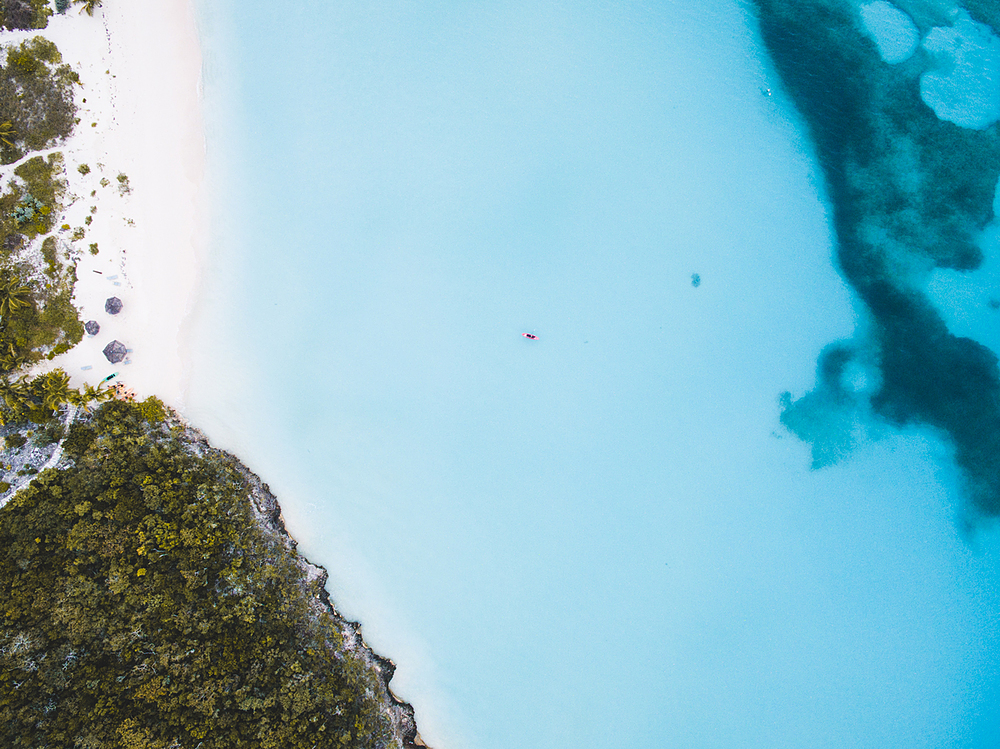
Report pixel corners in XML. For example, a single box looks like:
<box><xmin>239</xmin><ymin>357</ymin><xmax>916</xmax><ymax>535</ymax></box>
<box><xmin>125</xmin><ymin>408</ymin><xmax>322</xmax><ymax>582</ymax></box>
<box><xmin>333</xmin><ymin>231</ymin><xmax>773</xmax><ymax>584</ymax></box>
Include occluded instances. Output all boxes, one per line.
<box><xmin>0</xmin><ymin>401</ymin><xmax>429</xmax><ymax>749</ymax></box>
<box><xmin>222</xmin><ymin>445</ymin><xmax>430</xmax><ymax>749</ymax></box>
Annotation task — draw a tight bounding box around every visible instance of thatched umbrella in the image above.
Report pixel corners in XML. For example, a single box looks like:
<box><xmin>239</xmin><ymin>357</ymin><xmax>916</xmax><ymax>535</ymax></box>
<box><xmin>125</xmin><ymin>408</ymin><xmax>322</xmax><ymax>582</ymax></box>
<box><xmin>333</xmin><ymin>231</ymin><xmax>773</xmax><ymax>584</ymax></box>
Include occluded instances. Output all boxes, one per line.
<box><xmin>84</xmin><ymin>320</ymin><xmax>100</xmax><ymax>336</ymax></box>
<box><xmin>105</xmin><ymin>296</ymin><xmax>123</xmax><ymax>315</ymax></box>
<box><xmin>102</xmin><ymin>340</ymin><xmax>127</xmax><ymax>363</ymax></box>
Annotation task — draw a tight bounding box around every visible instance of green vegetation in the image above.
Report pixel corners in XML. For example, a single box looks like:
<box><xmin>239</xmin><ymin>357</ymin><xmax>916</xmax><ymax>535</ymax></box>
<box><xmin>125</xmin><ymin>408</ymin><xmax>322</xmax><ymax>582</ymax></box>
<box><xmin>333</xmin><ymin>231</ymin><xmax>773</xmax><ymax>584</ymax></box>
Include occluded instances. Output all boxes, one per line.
<box><xmin>0</xmin><ymin>154</ymin><xmax>61</xmax><ymax>247</ymax></box>
<box><xmin>0</xmin><ymin>252</ymin><xmax>84</xmax><ymax>373</ymax></box>
<box><xmin>11</xmin><ymin>193</ymin><xmax>45</xmax><ymax>229</ymax></box>
<box><xmin>72</xmin><ymin>0</ymin><xmax>101</xmax><ymax>16</ymax></box>
<box><xmin>0</xmin><ymin>401</ymin><xmax>406</xmax><ymax>748</ymax></box>
<box><xmin>0</xmin><ymin>34</ymin><xmax>417</xmax><ymax>749</ymax></box>
<box><xmin>0</xmin><ymin>40</ymin><xmax>84</xmax><ymax>408</ymax></box>
<box><xmin>0</xmin><ymin>270</ymin><xmax>32</xmax><ymax>317</ymax></box>
<box><xmin>0</xmin><ymin>262</ymin><xmax>83</xmax><ymax>369</ymax></box>
<box><xmin>40</xmin><ymin>236</ymin><xmax>59</xmax><ymax>276</ymax></box>
<box><xmin>0</xmin><ymin>370</ymin><xmax>107</xmax><ymax>424</ymax></box>
<box><xmin>0</xmin><ymin>0</ymin><xmax>51</xmax><ymax>32</ymax></box>
<box><xmin>0</xmin><ymin>151</ymin><xmax>85</xmax><ymax>372</ymax></box>
<box><xmin>13</xmin><ymin>153</ymin><xmax>64</xmax><ymax>238</ymax></box>
<box><xmin>0</xmin><ymin>37</ymin><xmax>77</xmax><ymax>164</ymax></box>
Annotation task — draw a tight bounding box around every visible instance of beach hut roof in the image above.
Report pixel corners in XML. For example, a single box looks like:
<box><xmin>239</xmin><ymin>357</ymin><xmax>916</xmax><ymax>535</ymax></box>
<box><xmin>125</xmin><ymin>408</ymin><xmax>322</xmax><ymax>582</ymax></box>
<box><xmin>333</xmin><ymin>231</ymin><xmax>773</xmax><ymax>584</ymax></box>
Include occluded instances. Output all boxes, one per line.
<box><xmin>102</xmin><ymin>340</ymin><xmax>127</xmax><ymax>363</ymax></box>
<box><xmin>85</xmin><ymin>320</ymin><xmax>100</xmax><ymax>336</ymax></box>
<box><xmin>105</xmin><ymin>297</ymin><xmax>123</xmax><ymax>315</ymax></box>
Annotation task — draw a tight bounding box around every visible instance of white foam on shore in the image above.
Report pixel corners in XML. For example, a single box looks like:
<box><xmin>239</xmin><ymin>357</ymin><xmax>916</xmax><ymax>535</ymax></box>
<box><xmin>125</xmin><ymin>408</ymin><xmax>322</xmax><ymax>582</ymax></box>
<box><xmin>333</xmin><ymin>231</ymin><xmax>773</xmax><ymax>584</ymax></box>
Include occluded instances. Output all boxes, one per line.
<box><xmin>9</xmin><ymin>1</ymin><xmax>205</xmax><ymax>409</ymax></box>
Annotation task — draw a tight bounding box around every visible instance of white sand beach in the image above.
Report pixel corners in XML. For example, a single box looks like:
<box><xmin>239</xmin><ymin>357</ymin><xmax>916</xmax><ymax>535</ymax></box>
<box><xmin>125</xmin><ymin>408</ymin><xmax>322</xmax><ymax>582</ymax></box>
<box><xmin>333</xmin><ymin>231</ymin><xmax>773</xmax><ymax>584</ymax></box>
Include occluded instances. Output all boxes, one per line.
<box><xmin>5</xmin><ymin>0</ymin><xmax>205</xmax><ymax>409</ymax></box>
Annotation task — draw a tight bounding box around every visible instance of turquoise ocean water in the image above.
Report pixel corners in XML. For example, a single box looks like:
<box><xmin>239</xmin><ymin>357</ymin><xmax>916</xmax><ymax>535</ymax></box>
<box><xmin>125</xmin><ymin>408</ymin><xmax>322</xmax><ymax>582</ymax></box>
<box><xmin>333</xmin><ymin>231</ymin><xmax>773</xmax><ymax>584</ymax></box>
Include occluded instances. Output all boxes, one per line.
<box><xmin>187</xmin><ymin>1</ymin><xmax>1000</xmax><ymax>746</ymax></box>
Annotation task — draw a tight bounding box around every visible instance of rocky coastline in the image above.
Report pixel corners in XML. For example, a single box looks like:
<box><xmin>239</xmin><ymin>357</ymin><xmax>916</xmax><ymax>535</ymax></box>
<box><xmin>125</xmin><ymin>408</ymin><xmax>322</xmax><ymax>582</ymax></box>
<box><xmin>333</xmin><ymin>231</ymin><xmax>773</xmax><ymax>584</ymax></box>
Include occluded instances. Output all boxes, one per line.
<box><xmin>1</xmin><ymin>400</ymin><xmax>431</xmax><ymax>747</ymax></box>
<box><xmin>205</xmin><ymin>428</ymin><xmax>429</xmax><ymax>748</ymax></box>
<box><xmin>0</xmin><ymin>8</ymin><xmax>432</xmax><ymax>746</ymax></box>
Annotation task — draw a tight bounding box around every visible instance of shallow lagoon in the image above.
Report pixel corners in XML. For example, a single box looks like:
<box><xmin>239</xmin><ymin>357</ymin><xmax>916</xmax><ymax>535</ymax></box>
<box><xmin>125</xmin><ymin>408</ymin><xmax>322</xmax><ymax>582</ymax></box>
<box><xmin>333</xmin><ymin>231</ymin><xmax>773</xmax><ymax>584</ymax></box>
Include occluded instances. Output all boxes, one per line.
<box><xmin>188</xmin><ymin>1</ymin><xmax>1000</xmax><ymax>746</ymax></box>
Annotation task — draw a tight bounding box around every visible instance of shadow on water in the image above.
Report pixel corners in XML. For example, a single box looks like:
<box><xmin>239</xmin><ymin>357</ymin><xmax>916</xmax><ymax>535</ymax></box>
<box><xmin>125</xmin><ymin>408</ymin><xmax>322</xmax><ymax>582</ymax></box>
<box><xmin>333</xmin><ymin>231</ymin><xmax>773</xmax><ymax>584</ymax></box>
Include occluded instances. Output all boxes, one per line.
<box><xmin>752</xmin><ymin>0</ymin><xmax>1000</xmax><ymax>523</ymax></box>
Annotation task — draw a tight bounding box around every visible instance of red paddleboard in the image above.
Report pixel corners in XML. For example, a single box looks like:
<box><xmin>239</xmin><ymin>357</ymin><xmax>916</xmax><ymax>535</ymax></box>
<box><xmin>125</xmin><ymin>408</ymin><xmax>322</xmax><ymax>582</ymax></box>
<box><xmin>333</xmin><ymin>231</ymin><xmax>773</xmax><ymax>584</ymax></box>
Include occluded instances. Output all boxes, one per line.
<box><xmin>522</xmin><ymin>333</ymin><xmax>539</xmax><ymax>340</ymax></box>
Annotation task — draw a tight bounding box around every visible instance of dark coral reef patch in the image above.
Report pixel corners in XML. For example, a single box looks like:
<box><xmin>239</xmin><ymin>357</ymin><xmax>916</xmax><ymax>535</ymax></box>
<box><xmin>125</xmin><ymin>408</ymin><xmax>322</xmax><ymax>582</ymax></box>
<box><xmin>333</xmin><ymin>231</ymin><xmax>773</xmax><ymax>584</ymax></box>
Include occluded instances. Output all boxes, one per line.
<box><xmin>755</xmin><ymin>0</ymin><xmax>1000</xmax><ymax>516</ymax></box>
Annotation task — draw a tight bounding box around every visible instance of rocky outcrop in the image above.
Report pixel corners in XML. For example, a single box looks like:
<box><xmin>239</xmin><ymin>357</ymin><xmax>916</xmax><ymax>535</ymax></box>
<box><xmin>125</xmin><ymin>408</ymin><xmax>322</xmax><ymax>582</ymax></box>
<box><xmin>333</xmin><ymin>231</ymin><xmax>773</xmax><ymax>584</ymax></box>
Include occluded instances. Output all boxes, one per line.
<box><xmin>178</xmin><ymin>421</ymin><xmax>428</xmax><ymax>748</ymax></box>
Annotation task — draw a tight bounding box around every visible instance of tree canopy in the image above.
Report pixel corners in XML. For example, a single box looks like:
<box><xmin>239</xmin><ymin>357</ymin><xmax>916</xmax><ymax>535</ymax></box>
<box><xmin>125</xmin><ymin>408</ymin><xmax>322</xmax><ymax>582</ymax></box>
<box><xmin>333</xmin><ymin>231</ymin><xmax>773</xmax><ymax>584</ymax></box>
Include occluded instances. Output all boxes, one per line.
<box><xmin>1</xmin><ymin>401</ymin><xmax>409</xmax><ymax>748</ymax></box>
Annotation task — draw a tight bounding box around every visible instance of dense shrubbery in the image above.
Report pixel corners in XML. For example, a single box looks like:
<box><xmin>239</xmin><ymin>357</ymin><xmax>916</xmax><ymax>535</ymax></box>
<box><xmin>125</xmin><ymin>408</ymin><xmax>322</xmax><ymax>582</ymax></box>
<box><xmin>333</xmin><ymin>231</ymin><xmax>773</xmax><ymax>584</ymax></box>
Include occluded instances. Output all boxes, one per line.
<box><xmin>0</xmin><ymin>255</ymin><xmax>85</xmax><ymax>374</ymax></box>
<box><xmin>0</xmin><ymin>401</ymin><xmax>403</xmax><ymax>748</ymax></box>
<box><xmin>0</xmin><ymin>32</ymin><xmax>413</xmax><ymax>749</ymax></box>
<box><xmin>0</xmin><ymin>36</ymin><xmax>77</xmax><ymax>164</ymax></box>
<box><xmin>14</xmin><ymin>153</ymin><xmax>65</xmax><ymax>238</ymax></box>
<box><xmin>0</xmin><ymin>0</ymin><xmax>50</xmax><ymax>32</ymax></box>
<box><xmin>0</xmin><ymin>369</ymin><xmax>108</xmax><ymax>425</ymax></box>
<box><xmin>0</xmin><ymin>38</ymin><xmax>84</xmax><ymax>374</ymax></box>
<box><xmin>0</xmin><ymin>153</ymin><xmax>85</xmax><ymax>371</ymax></box>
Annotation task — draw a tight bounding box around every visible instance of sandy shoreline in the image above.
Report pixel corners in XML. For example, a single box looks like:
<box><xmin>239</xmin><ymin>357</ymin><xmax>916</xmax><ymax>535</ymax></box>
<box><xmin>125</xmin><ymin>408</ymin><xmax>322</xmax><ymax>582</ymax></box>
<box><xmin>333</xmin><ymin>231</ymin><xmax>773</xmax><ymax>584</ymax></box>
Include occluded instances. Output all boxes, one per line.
<box><xmin>2</xmin><ymin>8</ymin><xmax>435</xmax><ymax>747</ymax></box>
<box><xmin>9</xmin><ymin>0</ymin><xmax>205</xmax><ymax>410</ymax></box>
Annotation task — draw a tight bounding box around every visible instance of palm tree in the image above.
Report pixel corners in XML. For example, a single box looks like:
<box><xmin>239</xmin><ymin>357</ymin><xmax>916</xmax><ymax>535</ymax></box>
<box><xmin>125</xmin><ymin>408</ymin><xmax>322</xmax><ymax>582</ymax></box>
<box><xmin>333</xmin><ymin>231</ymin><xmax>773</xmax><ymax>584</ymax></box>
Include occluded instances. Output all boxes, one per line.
<box><xmin>65</xmin><ymin>386</ymin><xmax>87</xmax><ymax>409</ymax></box>
<box><xmin>84</xmin><ymin>382</ymin><xmax>114</xmax><ymax>404</ymax></box>
<box><xmin>0</xmin><ymin>275</ymin><xmax>33</xmax><ymax>320</ymax></box>
<box><xmin>0</xmin><ymin>376</ymin><xmax>33</xmax><ymax>421</ymax></box>
<box><xmin>0</xmin><ymin>122</ymin><xmax>15</xmax><ymax>149</ymax></box>
<box><xmin>73</xmin><ymin>0</ymin><xmax>102</xmax><ymax>15</ymax></box>
<box><xmin>0</xmin><ymin>342</ymin><xmax>28</xmax><ymax>373</ymax></box>
<box><xmin>37</xmin><ymin>370</ymin><xmax>72</xmax><ymax>412</ymax></box>
<box><xmin>73</xmin><ymin>381</ymin><xmax>113</xmax><ymax>413</ymax></box>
